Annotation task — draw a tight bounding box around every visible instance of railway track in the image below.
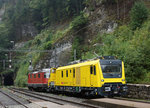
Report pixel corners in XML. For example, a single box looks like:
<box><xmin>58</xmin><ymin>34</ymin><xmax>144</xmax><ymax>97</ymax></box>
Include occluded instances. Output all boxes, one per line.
<box><xmin>8</xmin><ymin>87</ymin><xmax>150</xmax><ymax>108</ymax></box>
<box><xmin>9</xmin><ymin>88</ymin><xmax>101</xmax><ymax>108</ymax></box>
<box><xmin>0</xmin><ymin>101</ymin><xmax>7</xmax><ymax>108</ymax></box>
<box><xmin>0</xmin><ymin>89</ymin><xmax>29</xmax><ymax>108</ymax></box>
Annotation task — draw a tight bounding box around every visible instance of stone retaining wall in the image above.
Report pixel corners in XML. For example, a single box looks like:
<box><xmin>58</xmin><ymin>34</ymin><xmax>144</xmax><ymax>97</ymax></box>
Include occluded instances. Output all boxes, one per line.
<box><xmin>126</xmin><ymin>84</ymin><xmax>150</xmax><ymax>100</ymax></box>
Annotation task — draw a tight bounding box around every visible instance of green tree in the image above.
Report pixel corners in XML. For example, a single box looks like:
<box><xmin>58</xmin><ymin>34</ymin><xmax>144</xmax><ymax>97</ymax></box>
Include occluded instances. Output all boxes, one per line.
<box><xmin>130</xmin><ymin>1</ymin><xmax>148</xmax><ymax>30</ymax></box>
<box><xmin>71</xmin><ymin>13</ymin><xmax>88</xmax><ymax>30</ymax></box>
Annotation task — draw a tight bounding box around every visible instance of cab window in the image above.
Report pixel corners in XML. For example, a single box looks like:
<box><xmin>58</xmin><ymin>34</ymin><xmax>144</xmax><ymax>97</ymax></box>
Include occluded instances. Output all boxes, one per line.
<box><xmin>30</xmin><ymin>74</ymin><xmax>32</xmax><ymax>78</ymax></box>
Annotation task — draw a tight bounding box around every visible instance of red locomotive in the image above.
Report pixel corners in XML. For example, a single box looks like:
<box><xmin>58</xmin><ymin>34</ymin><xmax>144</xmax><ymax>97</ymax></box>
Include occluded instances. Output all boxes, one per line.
<box><xmin>28</xmin><ymin>68</ymin><xmax>50</xmax><ymax>91</ymax></box>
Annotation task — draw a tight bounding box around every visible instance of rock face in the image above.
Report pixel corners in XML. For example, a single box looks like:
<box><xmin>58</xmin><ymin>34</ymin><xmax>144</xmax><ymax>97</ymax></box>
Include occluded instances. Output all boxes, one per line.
<box><xmin>35</xmin><ymin>39</ymin><xmax>72</xmax><ymax>69</ymax></box>
<box><xmin>50</xmin><ymin>41</ymin><xmax>72</xmax><ymax>68</ymax></box>
<box><xmin>28</xmin><ymin>0</ymin><xmax>136</xmax><ymax>70</ymax></box>
<box><xmin>16</xmin><ymin>23</ymin><xmax>38</xmax><ymax>41</ymax></box>
<box><xmin>14</xmin><ymin>42</ymin><xmax>26</xmax><ymax>49</ymax></box>
<box><xmin>35</xmin><ymin>1</ymin><xmax>125</xmax><ymax>69</ymax></box>
<box><xmin>83</xmin><ymin>0</ymin><xmax>135</xmax><ymax>43</ymax></box>
<box><xmin>22</xmin><ymin>23</ymin><xmax>38</xmax><ymax>38</ymax></box>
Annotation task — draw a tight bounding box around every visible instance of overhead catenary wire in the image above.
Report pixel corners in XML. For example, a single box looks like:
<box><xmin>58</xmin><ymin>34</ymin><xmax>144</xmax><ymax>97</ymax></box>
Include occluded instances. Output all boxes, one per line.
<box><xmin>0</xmin><ymin>49</ymin><xmax>52</xmax><ymax>53</ymax></box>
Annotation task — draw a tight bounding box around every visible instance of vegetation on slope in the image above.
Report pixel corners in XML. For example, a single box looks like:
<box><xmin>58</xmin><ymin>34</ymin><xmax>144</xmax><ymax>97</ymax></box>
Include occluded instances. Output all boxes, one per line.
<box><xmin>1</xmin><ymin>0</ymin><xmax>150</xmax><ymax>86</ymax></box>
<box><xmin>14</xmin><ymin>15</ymin><xmax>88</xmax><ymax>86</ymax></box>
<box><xmin>82</xmin><ymin>1</ymin><xmax>150</xmax><ymax>83</ymax></box>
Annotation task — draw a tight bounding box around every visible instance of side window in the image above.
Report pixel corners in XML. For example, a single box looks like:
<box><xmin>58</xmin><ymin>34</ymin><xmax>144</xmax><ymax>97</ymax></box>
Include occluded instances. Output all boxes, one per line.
<box><xmin>94</xmin><ymin>66</ymin><xmax>96</xmax><ymax>75</ymax></box>
<box><xmin>30</xmin><ymin>74</ymin><xmax>32</xmax><ymax>78</ymax></box>
<box><xmin>73</xmin><ymin>68</ymin><xmax>75</xmax><ymax>78</ymax></box>
<box><xmin>90</xmin><ymin>66</ymin><xmax>93</xmax><ymax>74</ymax></box>
<box><xmin>44</xmin><ymin>73</ymin><xmax>46</xmax><ymax>78</ymax></box>
<box><xmin>38</xmin><ymin>74</ymin><xmax>40</xmax><ymax>78</ymax></box>
<box><xmin>34</xmin><ymin>74</ymin><xmax>36</xmax><ymax>78</ymax></box>
<box><xmin>62</xmin><ymin>71</ymin><xmax>63</xmax><ymax>78</ymax></box>
<box><xmin>66</xmin><ymin>70</ymin><xmax>68</xmax><ymax>77</ymax></box>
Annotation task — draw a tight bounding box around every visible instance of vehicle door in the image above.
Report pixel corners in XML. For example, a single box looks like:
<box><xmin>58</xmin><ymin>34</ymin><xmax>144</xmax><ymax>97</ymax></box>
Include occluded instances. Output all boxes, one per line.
<box><xmin>73</xmin><ymin>68</ymin><xmax>76</xmax><ymax>85</ymax></box>
<box><xmin>90</xmin><ymin>65</ymin><xmax>94</xmax><ymax>86</ymax></box>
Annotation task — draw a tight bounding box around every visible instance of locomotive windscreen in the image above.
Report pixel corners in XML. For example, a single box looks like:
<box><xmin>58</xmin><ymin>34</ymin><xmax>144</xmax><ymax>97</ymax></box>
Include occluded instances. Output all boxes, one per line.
<box><xmin>100</xmin><ymin>60</ymin><xmax>122</xmax><ymax>78</ymax></box>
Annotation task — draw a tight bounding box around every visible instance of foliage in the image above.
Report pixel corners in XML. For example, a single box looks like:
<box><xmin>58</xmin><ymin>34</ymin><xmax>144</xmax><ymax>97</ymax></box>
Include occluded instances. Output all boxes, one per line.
<box><xmin>3</xmin><ymin>0</ymin><xmax>150</xmax><ymax>86</ymax></box>
<box><xmin>82</xmin><ymin>20</ymin><xmax>150</xmax><ymax>83</ymax></box>
<box><xmin>82</xmin><ymin>51</ymin><xmax>96</xmax><ymax>60</ymax></box>
<box><xmin>29</xmin><ymin>0</ymin><xmax>85</xmax><ymax>29</ymax></box>
<box><xmin>130</xmin><ymin>1</ymin><xmax>148</xmax><ymax>30</ymax></box>
<box><xmin>1</xmin><ymin>0</ymin><xmax>85</xmax><ymax>87</ymax></box>
<box><xmin>0</xmin><ymin>23</ymin><xmax>9</xmax><ymax>48</ymax></box>
<box><xmin>45</xmin><ymin>33</ymin><xmax>53</xmax><ymax>42</ymax></box>
<box><xmin>14</xmin><ymin>60</ymin><xmax>29</xmax><ymax>87</ymax></box>
<box><xmin>14</xmin><ymin>26</ymin><xmax>72</xmax><ymax>86</ymax></box>
<box><xmin>0</xmin><ymin>0</ymin><xmax>86</xmax><ymax>42</ymax></box>
<box><xmin>35</xmin><ymin>39</ymin><xmax>41</xmax><ymax>46</ymax></box>
<box><xmin>44</xmin><ymin>41</ymin><xmax>52</xmax><ymax>50</ymax></box>
<box><xmin>72</xmin><ymin>37</ymin><xmax>81</xmax><ymax>60</ymax></box>
<box><xmin>71</xmin><ymin>14</ymin><xmax>88</xmax><ymax>30</ymax></box>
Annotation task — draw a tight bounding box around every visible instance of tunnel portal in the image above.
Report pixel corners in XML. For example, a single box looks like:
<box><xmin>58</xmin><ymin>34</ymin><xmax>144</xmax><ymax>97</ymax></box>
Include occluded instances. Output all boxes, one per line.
<box><xmin>3</xmin><ymin>72</ymin><xmax>14</xmax><ymax>86</ymax></box>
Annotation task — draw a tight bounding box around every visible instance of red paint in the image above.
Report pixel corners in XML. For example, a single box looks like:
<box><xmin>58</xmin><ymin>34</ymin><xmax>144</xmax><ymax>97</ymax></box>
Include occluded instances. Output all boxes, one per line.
<box><xmin>28</xmin><ymin>70</ymin><xmax>50</xmax><ymax>86</ymax></box>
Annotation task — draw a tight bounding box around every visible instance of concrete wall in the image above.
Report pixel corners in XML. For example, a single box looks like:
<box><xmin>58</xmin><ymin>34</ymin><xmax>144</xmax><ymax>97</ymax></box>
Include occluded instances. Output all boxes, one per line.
<box><xmin>126</xmin><ymin>84</ymin><xmax>150</xmax><ymax>100</ymax></box>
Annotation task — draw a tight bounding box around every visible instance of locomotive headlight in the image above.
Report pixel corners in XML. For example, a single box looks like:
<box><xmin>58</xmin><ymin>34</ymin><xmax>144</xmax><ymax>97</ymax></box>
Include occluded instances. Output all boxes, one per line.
<box><xmin>122</xmin><ymin>79</ymin><xmax>125</xmax><ymax>81</ymax></box>
<box><xmin>101</xmin><ymin>79</ymin><xmax>104</xmax><ymax>82</ymax></box>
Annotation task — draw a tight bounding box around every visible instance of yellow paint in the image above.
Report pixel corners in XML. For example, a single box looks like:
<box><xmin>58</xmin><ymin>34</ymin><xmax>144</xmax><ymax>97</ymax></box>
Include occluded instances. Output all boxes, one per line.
<box><xmin>48</xmin><ymin>59</ymin><xmax>126</xmax><ymax>88</ymax></box>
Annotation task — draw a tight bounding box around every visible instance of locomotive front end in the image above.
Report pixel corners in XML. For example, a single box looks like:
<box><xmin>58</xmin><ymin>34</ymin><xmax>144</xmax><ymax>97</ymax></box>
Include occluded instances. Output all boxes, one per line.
<box><xmin>99</xmin><ymin>57</ymin><xmax>127</xmax><ymax>97</ymax></box>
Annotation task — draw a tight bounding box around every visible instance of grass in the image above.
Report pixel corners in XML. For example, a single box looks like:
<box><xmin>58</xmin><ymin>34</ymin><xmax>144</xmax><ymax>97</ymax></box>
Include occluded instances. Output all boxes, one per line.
<box><xmin>14</xmin><ymin>23</ymin><xmax>72</xmax><ymax>87</ymax></box>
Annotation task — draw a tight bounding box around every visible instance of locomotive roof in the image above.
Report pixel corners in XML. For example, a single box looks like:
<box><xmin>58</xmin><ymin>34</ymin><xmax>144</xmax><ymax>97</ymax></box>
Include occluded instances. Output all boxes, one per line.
<box><xmin>42</xmin><ymin>68</ymin><xmax>50</xmax><ymax>72</ymax></box>
<box><xmin>29</xmin><ymin>68</ymin><xmax>50</xmax><ymax>74</ymax></box>
<box><xmin>57</xmin><ymin>59</ymin><xmax>100</xmax><ymax>70</ymax></box>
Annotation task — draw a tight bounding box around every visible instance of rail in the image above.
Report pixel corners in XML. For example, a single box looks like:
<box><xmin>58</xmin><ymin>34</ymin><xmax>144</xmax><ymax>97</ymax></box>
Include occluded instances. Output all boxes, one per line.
<box><xmin>9</xmin><ymin>88</ymin><xmax>99</xmax><ymax>108</ymax></box>
<box><xmin>0</xmin><ymin>89</ymin><xmax>29</xmax><ymax>108</ymax></box>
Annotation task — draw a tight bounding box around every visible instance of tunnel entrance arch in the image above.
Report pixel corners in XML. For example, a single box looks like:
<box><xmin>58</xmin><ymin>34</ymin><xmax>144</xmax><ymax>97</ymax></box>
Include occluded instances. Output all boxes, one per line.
<box><xmin>4</xmin><ymin>72</ymin><xmax>14</xmax><ymax>86</ymax></box>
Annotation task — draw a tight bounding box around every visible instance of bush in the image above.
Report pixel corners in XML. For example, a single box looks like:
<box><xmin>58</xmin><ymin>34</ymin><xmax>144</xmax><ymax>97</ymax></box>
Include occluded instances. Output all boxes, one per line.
<box><xmin>14</xmin><ymin>61</ymin><xmax>29</xmax><ymax>87</ymax></box>
<box><xmin>45</xmin><ymin>33</ymin><xmax>53</xmax><ymax>42</ymax></box>
<box><xmin>72</xmin><ymin>37</ymin><xmax>81</xmax><ymax>60</ymax></box>
<box><xmin>36</xmin><ymin>39</ymin><xmax>41</xmax><ymax>45</ymax></box>
<box><xmin>44</xmin><ymin>41</ymin><xmax>52</xmax><ymax>50</ymax></box>
<box><xmin>71</xmin><ymin>14</ymin><xmax>88</xmax><ymax>30</ymax></box>
<box><xmin>130</xmin><ymin>1</ymin><xmax>148</xmax><ymax>30</ymax></box>
<box><xmin>83</xmin><ymin>22</ymin><xmax>150</xmax><ymax>83</ymax></box>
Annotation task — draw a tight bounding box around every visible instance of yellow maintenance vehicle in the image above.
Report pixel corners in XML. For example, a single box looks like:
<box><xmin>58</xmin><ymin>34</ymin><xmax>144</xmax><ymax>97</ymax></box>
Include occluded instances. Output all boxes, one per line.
<box><xmin>48</xmin><ymin>56</ymin><xmax>127</xmax><ymax>97</ymax></box>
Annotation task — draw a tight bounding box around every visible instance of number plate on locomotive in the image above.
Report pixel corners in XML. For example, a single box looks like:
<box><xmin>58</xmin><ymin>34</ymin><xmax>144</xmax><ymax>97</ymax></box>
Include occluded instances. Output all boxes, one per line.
<box><xmin>105</xmin><ymin>87</ymin><xmax>111</xmax><ymax>91</ymax></box>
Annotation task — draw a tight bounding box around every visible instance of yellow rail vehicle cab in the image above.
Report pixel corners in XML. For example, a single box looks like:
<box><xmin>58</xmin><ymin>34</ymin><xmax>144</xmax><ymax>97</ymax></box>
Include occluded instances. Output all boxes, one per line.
<box><xmin>48</xmin><ymin>56</ymin><xmax>127</xmax><ymax>96</ymax></box>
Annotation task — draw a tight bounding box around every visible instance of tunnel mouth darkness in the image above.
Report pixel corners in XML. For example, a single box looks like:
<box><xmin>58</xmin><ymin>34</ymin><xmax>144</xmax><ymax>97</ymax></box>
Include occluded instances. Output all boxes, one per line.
<box><xmin>4</xmin><ymin>72</ymin><xmax>14</xmax><ymax>86</ymax></box>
